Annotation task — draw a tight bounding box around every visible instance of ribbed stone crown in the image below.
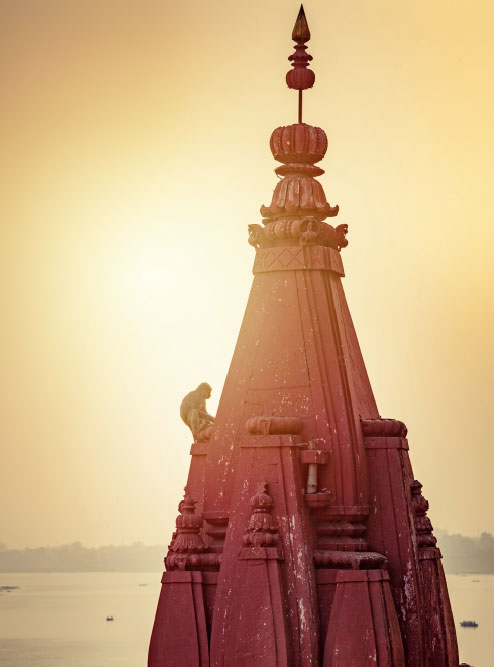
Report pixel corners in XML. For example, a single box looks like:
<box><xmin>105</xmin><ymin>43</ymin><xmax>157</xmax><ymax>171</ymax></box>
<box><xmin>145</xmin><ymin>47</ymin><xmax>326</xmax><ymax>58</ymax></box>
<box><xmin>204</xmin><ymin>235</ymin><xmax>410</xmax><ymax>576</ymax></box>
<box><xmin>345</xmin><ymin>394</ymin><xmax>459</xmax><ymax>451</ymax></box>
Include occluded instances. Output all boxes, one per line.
<box><xmin>270</xmin><ymin>123</ymin><xmax>327</xmax><ymax>164</ymax></box>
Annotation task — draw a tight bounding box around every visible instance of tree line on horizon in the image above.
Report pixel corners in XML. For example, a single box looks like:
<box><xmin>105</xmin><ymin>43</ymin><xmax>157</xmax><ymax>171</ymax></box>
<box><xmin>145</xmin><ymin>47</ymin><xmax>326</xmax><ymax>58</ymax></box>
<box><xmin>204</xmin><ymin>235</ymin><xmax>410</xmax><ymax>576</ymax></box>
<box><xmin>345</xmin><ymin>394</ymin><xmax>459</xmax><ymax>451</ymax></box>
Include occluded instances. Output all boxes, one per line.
<box><xmin>0</xmin><ymin>530</ymin><xmax>493</xmax><ymax>573</ymax></box>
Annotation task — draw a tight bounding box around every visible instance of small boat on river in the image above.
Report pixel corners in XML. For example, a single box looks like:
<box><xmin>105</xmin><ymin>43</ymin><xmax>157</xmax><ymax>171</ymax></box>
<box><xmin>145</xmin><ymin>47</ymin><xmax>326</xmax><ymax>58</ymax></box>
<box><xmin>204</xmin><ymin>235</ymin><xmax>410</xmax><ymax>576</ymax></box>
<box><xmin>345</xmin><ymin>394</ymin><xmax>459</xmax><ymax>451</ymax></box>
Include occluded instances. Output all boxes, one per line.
<box><xmin>460</xmin><ymin>620</ymin><xmax>478</xmax><ymax>628</ymax></box>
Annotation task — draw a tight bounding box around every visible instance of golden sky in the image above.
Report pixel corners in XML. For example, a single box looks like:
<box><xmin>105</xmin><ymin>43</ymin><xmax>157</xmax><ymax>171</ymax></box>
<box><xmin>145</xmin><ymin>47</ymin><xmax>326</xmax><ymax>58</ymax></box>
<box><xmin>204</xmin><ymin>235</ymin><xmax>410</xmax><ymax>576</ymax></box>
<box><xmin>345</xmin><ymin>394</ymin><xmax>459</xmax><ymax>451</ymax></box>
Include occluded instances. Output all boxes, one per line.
<box><xmin>1</xmin><ymin>0</ymin><xmax>493</xmax><ymax>548</ymax></box>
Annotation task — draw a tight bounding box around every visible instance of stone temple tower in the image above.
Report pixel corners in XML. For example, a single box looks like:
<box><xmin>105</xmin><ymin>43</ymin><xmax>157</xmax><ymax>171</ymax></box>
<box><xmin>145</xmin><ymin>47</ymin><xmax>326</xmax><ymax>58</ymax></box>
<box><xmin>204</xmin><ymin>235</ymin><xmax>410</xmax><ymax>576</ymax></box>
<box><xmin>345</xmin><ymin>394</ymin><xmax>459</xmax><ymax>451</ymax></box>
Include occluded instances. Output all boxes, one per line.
<box><xmin>149</xmin><ymin>6</ymin><xmax>463</xmax><ymax>666</ymax></box>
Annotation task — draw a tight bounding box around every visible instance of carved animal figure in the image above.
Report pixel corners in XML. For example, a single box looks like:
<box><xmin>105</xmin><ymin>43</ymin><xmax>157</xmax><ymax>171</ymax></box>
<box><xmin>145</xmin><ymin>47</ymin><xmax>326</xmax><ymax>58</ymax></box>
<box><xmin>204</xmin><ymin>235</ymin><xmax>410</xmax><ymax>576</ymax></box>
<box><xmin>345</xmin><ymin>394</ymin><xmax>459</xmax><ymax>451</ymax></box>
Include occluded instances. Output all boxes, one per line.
<box><xmin>180</xmin><ymin>383</ymin><xmax>215</xmax><ymax>439</ymax></box>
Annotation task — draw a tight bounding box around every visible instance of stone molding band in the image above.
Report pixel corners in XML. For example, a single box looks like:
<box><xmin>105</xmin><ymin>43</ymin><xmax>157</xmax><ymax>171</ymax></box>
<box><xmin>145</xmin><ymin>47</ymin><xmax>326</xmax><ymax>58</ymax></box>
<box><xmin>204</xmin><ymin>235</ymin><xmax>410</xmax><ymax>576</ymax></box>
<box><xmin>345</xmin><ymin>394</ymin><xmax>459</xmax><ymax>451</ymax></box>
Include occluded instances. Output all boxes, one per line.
<box><xmin>253</xmin><ymin>245</ymin><xmax>344</xmax><ymax>275</ymax></box>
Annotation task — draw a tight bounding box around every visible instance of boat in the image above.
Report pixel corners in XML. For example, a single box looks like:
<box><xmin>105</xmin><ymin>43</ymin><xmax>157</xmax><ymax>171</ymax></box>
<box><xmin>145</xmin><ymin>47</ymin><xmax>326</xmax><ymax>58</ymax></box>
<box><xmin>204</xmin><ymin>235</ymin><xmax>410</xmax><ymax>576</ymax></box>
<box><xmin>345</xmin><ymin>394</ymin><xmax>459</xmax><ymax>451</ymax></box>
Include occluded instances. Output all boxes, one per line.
<box><xmin>460</xmin><ymin>621</ymin><xmax>478</xmax><ymax>628</ymax></box>
<box><xmin>106</xmin><ymin>616</ymin><xmax>114</xmax><ymax>622</ymax></box>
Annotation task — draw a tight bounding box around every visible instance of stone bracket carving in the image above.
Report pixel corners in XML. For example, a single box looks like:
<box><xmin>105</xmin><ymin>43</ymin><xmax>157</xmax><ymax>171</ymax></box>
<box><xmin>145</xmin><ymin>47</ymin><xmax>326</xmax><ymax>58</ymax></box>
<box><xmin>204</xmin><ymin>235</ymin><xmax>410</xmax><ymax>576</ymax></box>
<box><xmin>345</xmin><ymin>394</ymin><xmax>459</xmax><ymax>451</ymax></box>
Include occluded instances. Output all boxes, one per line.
<box><xmin>246</xmin><ymin>415</ymin><xmax>304</xmax><ymax>435</ymax></box>
<box><xmin>361</xmin><ymin>418</ymin><xmax>408</xmax><ymax>437</ymax></box>
<box><xmin>249</xmin><ymin>219</ymin><xmax>348</xmax><ymax>250</ymax></box>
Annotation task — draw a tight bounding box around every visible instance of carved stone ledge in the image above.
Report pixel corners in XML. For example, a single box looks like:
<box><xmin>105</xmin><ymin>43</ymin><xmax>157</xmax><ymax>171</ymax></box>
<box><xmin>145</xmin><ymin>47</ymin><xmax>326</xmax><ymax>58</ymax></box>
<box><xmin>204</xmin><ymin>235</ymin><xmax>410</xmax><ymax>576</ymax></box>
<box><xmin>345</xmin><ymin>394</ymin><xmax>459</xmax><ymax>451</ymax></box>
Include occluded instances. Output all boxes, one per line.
<box><xmin>364</xmin><ymin>437</ymin><xmax>409</xmax><ymax>450</ymax></box>
<box><xmin>238</xmin><ymin>434</ymin><xmax>304</xmax><ymax>448</ymax></box>
<box><xmin>313</xmin><ymin>550</ymin><xmax>387</xmax><ymax>570</ymax></box>
<box><xmin>312</xmin><ymin>504</ymin><xmax>370</xmax><ymax>519</ymax></box>
<box><xmin>202</xmin><ymin>510</ymin><xmax>229</xmax><ymax>524</ymax></box>
<box><xmin>304</xmin><ymin>492</ymin><xmax>331</xmax><ymax>509</ymax></box>
<box><xmin>165</xmin><ymin>552</ymin><xmax>222</xmax><ymax>571</ymax></box>
<box><xmin>190</xmin><ymin>442</ymin><xmax>208</xmax><ymax>456</ymax></box>
<box><xmin>239</xmin><ymin>546</ymin><xmax>282</xmax><ymax>560</ymax></box>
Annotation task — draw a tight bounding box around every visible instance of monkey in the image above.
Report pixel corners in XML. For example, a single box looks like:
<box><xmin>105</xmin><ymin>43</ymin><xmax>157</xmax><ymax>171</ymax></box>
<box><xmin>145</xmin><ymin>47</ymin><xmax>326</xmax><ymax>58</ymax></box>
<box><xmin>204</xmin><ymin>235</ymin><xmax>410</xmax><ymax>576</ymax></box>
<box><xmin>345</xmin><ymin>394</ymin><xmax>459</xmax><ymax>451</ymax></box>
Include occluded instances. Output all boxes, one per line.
<box><xmin>180</xmin><ymin>383</ymin><xmax>215</xmax><ymax>439</ymax></box>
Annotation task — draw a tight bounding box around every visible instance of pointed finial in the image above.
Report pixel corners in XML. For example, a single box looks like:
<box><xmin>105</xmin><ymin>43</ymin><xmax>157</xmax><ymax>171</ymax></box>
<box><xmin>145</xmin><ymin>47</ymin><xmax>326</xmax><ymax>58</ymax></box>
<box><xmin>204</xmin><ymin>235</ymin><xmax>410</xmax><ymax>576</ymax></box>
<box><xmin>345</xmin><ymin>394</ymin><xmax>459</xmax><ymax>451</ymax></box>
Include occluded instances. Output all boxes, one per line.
<box><xmin>286</xmin><ymin>5</ymin><xmax>315</xmax><ymax>123</ymax></box>
<box><xmin>292</xmin><ymin>4</ymin><xmax>311</xmax><ymax>42</ymax></box>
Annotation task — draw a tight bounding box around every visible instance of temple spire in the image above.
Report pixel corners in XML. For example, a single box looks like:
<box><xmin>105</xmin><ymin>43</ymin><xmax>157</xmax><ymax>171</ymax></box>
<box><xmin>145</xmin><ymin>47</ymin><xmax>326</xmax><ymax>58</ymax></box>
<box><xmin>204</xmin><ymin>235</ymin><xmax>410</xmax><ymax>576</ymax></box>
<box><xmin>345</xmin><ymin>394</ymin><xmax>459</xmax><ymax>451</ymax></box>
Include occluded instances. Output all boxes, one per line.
<box><xmin>286</xmin><ymin>5</ymin><xmax>315</xmax><ymax>123</ymax></box>
<box><xmin>149</xmin><ymin>8</ymin><xmax>462</xmax><ymax>666</ymax></box>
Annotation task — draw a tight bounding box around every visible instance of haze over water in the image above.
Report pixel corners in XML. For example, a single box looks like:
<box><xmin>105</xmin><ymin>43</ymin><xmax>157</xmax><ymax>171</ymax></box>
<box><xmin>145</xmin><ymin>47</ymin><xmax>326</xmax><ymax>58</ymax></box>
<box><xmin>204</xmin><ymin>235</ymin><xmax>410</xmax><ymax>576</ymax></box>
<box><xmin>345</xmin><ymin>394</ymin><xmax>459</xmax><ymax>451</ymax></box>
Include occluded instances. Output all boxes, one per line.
<box><xmin>0</xmin><ymin>573</ymin><xmax>491</xmax><ymax>666</ymax></box>
<box><xmin>0</xmin><ymin>573</ymin><xmax>156</xmax><ymax>667</ymax></box>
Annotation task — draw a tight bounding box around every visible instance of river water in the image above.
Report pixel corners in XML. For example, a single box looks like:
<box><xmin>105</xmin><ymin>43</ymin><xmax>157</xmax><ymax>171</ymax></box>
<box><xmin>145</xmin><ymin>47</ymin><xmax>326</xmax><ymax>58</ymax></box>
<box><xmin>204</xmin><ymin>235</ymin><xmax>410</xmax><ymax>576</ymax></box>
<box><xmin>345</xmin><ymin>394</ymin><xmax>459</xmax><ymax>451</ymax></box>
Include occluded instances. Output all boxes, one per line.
<box><xmin>0</xmin><ymin>572</ymin><xmax>490</xmax><ymax>666</ymax></box>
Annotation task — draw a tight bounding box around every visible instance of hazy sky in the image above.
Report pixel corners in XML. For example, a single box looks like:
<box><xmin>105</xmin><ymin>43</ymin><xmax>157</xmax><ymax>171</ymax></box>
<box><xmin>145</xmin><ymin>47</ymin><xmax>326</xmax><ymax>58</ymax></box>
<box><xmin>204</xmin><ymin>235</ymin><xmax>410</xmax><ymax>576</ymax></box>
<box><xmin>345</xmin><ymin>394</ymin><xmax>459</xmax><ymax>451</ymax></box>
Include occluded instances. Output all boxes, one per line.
<box><xmin>1</xmin><ymin>0</ymin><xmax>493</xmax><ymax>549</ymax></box>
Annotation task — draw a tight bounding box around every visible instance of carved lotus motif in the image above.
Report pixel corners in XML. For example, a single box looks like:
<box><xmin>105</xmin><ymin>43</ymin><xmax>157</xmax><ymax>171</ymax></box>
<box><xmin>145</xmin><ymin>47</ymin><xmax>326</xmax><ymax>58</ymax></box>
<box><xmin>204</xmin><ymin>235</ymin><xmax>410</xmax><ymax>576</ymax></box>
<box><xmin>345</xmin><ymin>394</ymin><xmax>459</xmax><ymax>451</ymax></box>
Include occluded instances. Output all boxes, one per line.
<box><xmin>261</xmin><ymin>175</ymin><xmax>338</xmax><ymax>221</ymax></box>
<box><xmin>262</xmin><ymin>123</ymin><xmax>338</xmax><ymax>222</ymax></box>
<box><xmin>270</xmin><ymin>123</ymin><xmax>327</xmax><ymax>164</ymax></box>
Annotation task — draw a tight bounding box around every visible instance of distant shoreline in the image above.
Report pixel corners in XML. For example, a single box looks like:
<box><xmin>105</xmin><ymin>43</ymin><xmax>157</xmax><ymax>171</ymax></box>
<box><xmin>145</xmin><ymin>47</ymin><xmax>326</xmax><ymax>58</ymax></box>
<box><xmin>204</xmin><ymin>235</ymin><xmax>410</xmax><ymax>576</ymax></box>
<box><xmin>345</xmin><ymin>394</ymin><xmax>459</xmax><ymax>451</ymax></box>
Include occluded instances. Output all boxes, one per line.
<box><xmin>1</xmin><ymin>531</ymin><xmax>493</xmax><ymax>574</ymax></box>
<box><xmin>1</xmin><ymin>570</ymin><xmax>492</xmax><ymax>575</ymax></box>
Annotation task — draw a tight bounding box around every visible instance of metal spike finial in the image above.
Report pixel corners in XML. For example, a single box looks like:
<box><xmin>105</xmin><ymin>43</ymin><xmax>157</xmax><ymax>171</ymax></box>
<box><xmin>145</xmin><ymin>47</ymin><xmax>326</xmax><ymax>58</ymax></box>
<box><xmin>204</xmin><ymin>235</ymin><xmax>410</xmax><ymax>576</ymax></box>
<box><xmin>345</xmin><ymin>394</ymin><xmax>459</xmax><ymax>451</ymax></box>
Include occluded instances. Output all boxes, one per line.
<box><xmin>292</xmin><ymin>4</ymin><xmax>310</xmax><ymax>42</ymax></box>
<box><xmin>286</xmin><ymin>5</ymin><xmax>315</xmax><ymax>123</ymax></box>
